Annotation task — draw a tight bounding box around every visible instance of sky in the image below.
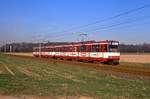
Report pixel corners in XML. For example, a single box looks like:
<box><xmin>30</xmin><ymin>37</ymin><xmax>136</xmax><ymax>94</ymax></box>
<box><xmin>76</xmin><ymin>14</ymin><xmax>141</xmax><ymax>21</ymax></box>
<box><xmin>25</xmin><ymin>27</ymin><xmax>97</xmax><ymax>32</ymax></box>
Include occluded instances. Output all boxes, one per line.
<box><xmin>0</xmin><ymin>0</ymin><xmax>150</xmax><ymax>44</ymax></box>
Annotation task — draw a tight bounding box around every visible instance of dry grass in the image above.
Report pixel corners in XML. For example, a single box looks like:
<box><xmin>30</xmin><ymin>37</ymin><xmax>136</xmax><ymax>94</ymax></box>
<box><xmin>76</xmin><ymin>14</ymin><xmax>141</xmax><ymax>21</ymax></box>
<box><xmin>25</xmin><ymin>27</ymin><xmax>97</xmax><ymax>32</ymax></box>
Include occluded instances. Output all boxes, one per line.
<box><xmin>0</xmin><ymin>95</ymin><xmax>94</xmax><ymax>99</ymax></box>
<box><xmin>120</xmin><ymin>53</ymin><xmax>150</xmax><ymax>63</ymax></box>
<box><xmin>4</xmin><ymin>52</ymin><xmax>33</xmax><ymax>57</ymax></box>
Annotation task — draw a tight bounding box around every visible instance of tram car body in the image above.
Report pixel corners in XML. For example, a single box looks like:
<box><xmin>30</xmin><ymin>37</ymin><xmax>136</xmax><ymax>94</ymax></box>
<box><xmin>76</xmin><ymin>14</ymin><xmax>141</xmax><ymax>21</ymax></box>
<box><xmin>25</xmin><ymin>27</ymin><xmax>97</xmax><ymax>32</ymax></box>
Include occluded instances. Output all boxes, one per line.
<box><xmin>33</xmin><ymin>40</ymin><xmax>120</xmax><ymax>65</ymax></box>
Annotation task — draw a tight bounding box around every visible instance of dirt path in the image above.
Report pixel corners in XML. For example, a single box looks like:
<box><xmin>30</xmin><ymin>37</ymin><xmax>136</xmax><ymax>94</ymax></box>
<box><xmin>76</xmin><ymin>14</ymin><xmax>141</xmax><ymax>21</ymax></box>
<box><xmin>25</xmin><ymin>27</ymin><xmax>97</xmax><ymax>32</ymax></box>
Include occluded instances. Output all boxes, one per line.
<box><xmin>0</xmin><ymin>61</ymin><xmax>15</xmax><ymax>75</ymax></box>
<box><xmin>0</xmin><ymin>95</ymin><xmax>20</xmax><ymax>99</ymax></box>
<box><xmin>0</xmin><ymin>95</ymin><xmax>93</xmax><ymax>99</ymax></box>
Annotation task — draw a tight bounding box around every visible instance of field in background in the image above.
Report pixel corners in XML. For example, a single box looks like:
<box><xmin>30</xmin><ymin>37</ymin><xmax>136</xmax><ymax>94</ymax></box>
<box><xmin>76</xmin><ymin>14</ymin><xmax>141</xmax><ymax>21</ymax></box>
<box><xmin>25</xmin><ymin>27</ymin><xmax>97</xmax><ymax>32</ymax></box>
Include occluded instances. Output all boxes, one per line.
<box><xmin>4</xmin><ymin>52</ymin><xmax>150</xmax><ymax>63</ymax></box>
<box><xmin>120</xmin><ymin>53</ymin><xmax>150</xmax><ymax>63</ymax></box>
<box><xmin>4</xmin><ymin>52</ymin><xmax>33</xmax><ymax>57</ymax></box>
<box><xmin>0</xmin><ymin>54</ymin><xmax>150</xmax><ymax>98</ymax></box>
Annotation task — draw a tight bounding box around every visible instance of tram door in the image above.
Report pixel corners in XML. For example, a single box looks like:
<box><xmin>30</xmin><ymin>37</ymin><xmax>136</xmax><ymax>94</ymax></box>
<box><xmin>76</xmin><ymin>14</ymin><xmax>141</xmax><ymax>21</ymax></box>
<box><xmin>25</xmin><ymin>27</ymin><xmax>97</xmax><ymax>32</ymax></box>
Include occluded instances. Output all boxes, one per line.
<box><xmin>100</xmin><ymin>44</ymin><xmax>108</xmax><ymax>58</ymax></box>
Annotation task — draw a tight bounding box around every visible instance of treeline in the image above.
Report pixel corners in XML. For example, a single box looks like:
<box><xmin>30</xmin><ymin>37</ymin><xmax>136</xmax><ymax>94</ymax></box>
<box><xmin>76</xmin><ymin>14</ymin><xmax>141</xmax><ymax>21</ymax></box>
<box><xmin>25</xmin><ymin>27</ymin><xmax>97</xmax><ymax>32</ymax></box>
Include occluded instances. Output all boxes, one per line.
<box><xmin>119</xmin><ymin>43</ymin><xmax>150</xmax><ymax>53</ymax></box>
<box><xmin>0</xmin><ymin>42</ymin><xmax>150</xmax><ymax>53</ymax></box>
<box><xmin>0</xmin><ymin>42</ymin><xmax>71</xmax><ymax>52</ymax></box>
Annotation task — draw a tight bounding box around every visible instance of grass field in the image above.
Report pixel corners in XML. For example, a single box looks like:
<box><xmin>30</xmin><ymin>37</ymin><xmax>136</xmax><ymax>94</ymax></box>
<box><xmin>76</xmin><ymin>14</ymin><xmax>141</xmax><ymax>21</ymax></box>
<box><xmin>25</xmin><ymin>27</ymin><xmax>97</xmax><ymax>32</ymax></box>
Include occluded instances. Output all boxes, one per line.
<box><xmin>120</xmin><ymin>53</ymin><xmax>150</xmax><ymax>63</ymax></box>
<box><xmin>0</xmin><ymin>54</ymin><xmax>150</xmax><ymax>98</ymax></box>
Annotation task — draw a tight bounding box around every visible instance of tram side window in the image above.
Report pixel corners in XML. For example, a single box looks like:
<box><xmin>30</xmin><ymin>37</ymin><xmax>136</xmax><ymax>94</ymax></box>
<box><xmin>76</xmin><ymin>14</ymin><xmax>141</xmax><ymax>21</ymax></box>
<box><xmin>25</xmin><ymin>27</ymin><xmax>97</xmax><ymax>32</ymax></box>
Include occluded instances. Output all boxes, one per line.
<box><xmin>53</xmin><ymin>48</ymin><xmax>55</xmax><ymax>52</ymax></box>
<box><xmin>34</xmin><ymin>48</ymin><xmax>36</xmax><ymax>52</ymax></box>
<box><xmin>34</xmin><ymin>48</ymin><xmax>38</xmax><ymax>52</ymax></box>
<box><xmin>69</xmin><ymin>47</ymin><xmax>72</xmax><ymax>52</ymax></box>
<box><xmin>48</xmin><ymin>48</ymin><xmax>53</xmax><ymax>52</ymax></box>
<box><xmin>100</xmin><ymin>45</ymin><xmax>107</xmax><ymax>52</ymax></box>
<box><xmin>56</xmin><ymin>47</ymin><xmax>59</xmax><ymax>52</ymax></box>
<box><xmin>51</xmin><ymin>48</ymin><xmax>53</xmax><ymax>52</ymax></box>
<box><xmin>60</xmin><ymin>47</ymin><xmax>62</xmax><ymax>52</ymax></box>
<box><xmin>63</xmin><ymin>47</ymin><xmax>71</xmax><ymax>52</ymax></box>
<box><xmin>92</xmin><ymin>45</ymin><xmax>100</xmax><ymax>52</ymax></box>
<box><xmin>80</xmin><ymin>45</ymin><xmax>87</xmax><ymax>52</ymax></box>
<box><xmin>65</xmin><ymin>47</ymin><xmax>68</xmax><ymax>52</ymax></box>
<box><xmin>77</xmin><ymin>46</ymin><xmax>80</xmax><ymax>52</ymax></box>
<box><xmin>87</xmin><ymin>45</ymin><xmax>91</xmax><ymax>52</ymax></box>
<box><xmin>64</xmin><ymin>47</ymin><xmax>66</xmax><ymax>52</ymax></box>
<box><xmin>37</xmin><ymin>48</ymin><xmax>40</xmax><ymax>52</ymax></box>
<box><xmin>55</xmin><ymin>48</ymin><xmax>57</xmax><ymax>52</ymax></box>
<box><xmin>41</xmin><ymin>48</ymin><xmax>44</xmax><ymax>52</ymax></box>
<box><xmin>44</xmin><ymin>48</ymin><xmax>47</xmax><ymax>52</ymax></box>
<box><xmin>70</xmin><ymin>47</ymin><xmax>75</xmax><ymax>52</ymax></box>
<box><xmin>72</xmin><ymin>47</ymin><xmax>77</xmax><ymax>52</ymax></box>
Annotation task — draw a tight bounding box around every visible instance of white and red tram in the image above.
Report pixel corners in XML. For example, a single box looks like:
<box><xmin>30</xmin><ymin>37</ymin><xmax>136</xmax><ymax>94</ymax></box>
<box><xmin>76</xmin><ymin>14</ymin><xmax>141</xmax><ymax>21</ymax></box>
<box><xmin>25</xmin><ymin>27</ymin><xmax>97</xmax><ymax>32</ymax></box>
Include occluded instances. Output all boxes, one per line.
<box><xmin>33</xmin><ymin>40</ymin><xmax>120</xmax><ymax>65</ymax></box>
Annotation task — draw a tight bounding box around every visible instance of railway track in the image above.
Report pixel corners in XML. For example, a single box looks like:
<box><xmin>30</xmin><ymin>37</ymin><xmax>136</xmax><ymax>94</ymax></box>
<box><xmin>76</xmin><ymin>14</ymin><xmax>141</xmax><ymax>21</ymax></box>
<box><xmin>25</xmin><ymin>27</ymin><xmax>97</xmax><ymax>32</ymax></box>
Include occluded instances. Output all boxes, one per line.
<box><xmin>53</xmin><ymin>59</ymin><xmax>150</xmax><ymax>78</ymax></box>
<box><xmin>2</xmin><ymin>53</ymin><xmax>150</xmax><ymax>78</ymax></box>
